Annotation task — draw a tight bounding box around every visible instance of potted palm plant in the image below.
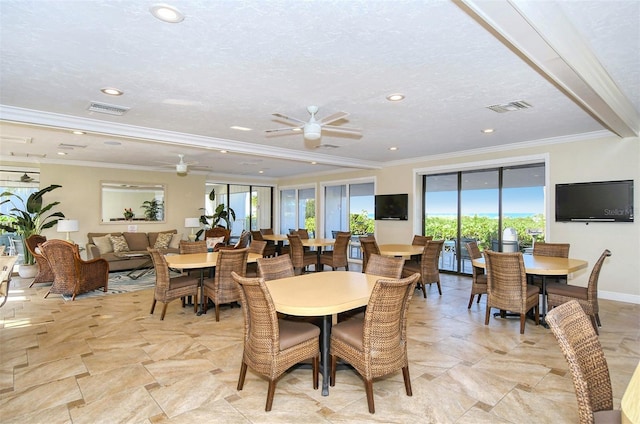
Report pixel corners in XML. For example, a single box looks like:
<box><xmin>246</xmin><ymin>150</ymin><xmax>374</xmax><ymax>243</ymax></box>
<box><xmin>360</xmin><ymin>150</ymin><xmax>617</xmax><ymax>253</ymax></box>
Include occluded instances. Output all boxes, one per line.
<box><xmin>0</xmin><ymin>185</ymin><xmax>65</xmax><ymax>277</ymax></box>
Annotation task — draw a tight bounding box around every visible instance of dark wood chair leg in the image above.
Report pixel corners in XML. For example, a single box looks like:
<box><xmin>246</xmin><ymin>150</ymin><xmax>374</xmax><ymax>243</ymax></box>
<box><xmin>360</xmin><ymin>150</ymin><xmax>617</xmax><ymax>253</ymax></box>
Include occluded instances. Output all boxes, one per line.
<box><xmin>330</xmin><ymin>355</ymin><xmax>337</xmax><ymax>386</ymax></box>
<box><xmin>364</xmin><ymin>379</ymin><xmax>375</xmax><ymax>413</ymax></box>
<box><xmin>519</xmin><ymin>313</ymin><xmax>526</xmax><ymax>334</ymax></box>
<box><xmin>467</xmin><ymin>294</ymin><xmax>474</xmax><ymax>309</ymax></box>
<box><xmin>266</xmin><ymin>380</ymin><xmax>277</xmax><ymax>412</ymax></box>
<box><xmin>160</xmin><ymin>303</ymin><xmax>168</xmax><ymax>320</ymax></box>
<box><xmin>150</xmin><ymin>299</ymin><xmax>157</xmax><ymax>314</ymax></box>
<box><xmin>477</xmin><ymin>293</ymin><xmax>482</xmax><ymax>303</ymax></box>
<box><xmin>402</xmin><ymin>366</ymin><xmax>412</xmax><ymax>396</ymax></box>
<box><xmin>485</xmin><ymin>305</ymin><xmax>491</xmax><ymax>325</ymax></box>
<box><xmin>436</xmin><ymin>280</ymin><xmax>442</xmax><ymax>295</ymax></box>
<box><xmin>215</xmin><ymin>304</ymin><xmax>220</xmax><ymax>322</ymax></box>
<box><xmin>237</xmin><ymin>362</ymin><xmax>247</xmax><ymax>390</ymax></box>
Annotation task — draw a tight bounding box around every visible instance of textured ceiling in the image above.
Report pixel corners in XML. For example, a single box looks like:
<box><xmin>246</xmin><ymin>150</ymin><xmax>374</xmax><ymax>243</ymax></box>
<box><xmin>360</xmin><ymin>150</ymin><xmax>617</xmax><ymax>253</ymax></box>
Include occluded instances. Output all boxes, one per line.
<box><xmin>0</xmin><ymin>0</ymin><xmax>638</xmax><ymax>180</ymax></box>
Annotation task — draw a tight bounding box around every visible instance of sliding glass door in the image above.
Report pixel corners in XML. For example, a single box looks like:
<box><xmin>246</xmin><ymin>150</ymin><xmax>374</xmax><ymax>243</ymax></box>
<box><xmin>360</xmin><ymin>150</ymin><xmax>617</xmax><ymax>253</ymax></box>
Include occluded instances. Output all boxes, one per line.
<box><xmin>279</xmin><ymin>186</ymin><xmax>316</xmax><ymax>236</ymax></box>
<box><xmin>424</xmin><ymin>163</ymin><xmax>545</xmax><ymax>274</ymax></box>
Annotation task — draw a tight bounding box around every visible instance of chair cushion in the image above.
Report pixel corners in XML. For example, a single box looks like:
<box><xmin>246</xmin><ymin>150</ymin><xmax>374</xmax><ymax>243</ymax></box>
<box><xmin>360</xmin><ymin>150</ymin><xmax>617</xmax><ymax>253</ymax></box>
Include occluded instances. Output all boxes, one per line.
<box><xmin>402</xmin><ymin>262</ymin><xmax>420</xmax><ymax>274</ymax></box>
<box><xmin>110</xmin><ymin>234</ymin><xmax>130</xmax><ymax>253</ymax></box>
<box><xmin>593</xmin><ymin>409</ymin><xmax>621</xmax><ymax>424</ymax></box>
<box><xmin>168</xmin><ymin>275</ymin><xmax>199</xmax><ymax>290</ymax></box>
<box><xmin>279</xmin><ymin>319</ymin><xmax>320</xmax><ymax>351</ymax></box>
<box><xmin>154</xmin><ymin>232</ymin><xmax>173</xmax><ymax>249</ymax></box>
<box><xmin>546</xmin><ymin>282</ymin><xmax>588</xmax><ymax>300</ymax></box>
<box><xmin>93</xmin><ymin>235</ymin><xmax>114</xmax><ymax>254</ymax></box>
<box><xmin>526</xmin><ymin>285</ymin><xmax>540</xmax><ymax>297</ymax></box>
<box><xmin>331</xmin><ymin>316</ymin><xmax>364</xmax><ymax>350</ymax></box>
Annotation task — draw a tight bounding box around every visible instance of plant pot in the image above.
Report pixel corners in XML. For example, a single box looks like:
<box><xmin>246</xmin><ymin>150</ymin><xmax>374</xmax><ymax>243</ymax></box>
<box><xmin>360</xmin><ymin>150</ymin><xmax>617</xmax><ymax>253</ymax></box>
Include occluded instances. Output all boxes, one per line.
<box><xmin>18</xmin><ymin>263</ymin><xmax>38</xmax><ymax>279</ymax></box>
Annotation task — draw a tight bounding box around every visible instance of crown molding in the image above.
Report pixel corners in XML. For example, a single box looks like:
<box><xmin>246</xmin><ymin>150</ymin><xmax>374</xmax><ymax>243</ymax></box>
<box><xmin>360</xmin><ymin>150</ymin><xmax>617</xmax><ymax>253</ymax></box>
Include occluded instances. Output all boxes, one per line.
<box><xmin>0</xmin><ymin>105</ymin><xmax>383</xmax><ymax>171</ymax></box>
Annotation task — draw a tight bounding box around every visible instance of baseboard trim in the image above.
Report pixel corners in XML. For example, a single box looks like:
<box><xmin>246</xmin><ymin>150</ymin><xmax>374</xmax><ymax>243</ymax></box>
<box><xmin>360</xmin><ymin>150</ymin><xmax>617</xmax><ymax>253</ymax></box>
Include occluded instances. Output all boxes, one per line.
<box><xmin>599</xmin><ymin>290</ymin><xmax>640</xmax><ymax>305</ymax></box>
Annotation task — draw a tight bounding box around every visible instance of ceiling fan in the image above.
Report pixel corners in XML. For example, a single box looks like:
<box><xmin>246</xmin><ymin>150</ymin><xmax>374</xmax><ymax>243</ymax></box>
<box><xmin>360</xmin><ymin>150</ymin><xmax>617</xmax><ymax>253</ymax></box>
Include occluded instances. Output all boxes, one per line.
<box><xmin>156</xmin><ymin>154</ymin><xmax>198</xmax><ymax>175</ymax></box>
<box><xmin>0</xmin><ymin>170</ymin><xmax>39</xmax><ymax>183</ymax></box>
<box><xmin>265</xmin><ymin>105</ymin><xmax>362</xmax><ymax>141</ymax></box>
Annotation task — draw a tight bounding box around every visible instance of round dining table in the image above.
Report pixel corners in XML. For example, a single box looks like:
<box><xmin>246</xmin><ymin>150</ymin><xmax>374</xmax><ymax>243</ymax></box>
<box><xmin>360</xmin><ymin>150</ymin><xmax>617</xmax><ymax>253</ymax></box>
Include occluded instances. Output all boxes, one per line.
<box><xmin>266</xmin><ymin>271</ymin><xmax>384</xmax><ymax>396</ymax></box>
<box><xmin>378</xmin><ymin>243</ymin><xmax>424</xmax><ymax>258</ymax></box>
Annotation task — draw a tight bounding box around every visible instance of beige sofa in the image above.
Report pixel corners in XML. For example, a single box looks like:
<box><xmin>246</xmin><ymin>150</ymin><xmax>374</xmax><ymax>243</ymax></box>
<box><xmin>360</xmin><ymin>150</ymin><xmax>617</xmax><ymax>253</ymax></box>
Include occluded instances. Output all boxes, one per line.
<box><xmin>86</xmin><ymin>230</ymin><xmax>180</xmax><ymax>272</ymax></box>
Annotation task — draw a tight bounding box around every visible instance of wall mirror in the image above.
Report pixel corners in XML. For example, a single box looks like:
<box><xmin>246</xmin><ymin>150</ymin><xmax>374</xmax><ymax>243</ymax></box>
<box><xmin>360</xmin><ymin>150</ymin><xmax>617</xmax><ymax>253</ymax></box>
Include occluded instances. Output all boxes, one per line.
<box><xmin>101</xmin><ymin>181</ymin><xmax>166</xmax><ymax>224</ymax></box>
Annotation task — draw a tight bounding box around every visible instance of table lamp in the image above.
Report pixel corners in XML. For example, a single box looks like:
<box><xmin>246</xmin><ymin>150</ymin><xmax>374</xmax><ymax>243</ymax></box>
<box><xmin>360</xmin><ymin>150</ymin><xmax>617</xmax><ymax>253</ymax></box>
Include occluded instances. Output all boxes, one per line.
<box><xmin>184</xmin><ymin>217</ymin><xmax>200</xmax><ymax>241</ymax></box>
<box><xmin>57</xmin><ymin>219</ymin><xmax>79</xmax><ymax>243</ymax></box>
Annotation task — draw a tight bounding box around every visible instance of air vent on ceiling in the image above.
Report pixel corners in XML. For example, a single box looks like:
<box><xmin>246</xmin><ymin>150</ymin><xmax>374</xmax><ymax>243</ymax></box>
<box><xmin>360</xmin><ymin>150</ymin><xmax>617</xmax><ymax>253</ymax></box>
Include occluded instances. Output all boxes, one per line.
<box><xmin>314</xmin><ymin>144</ymin><xmax>339</xmax><ymax>149</ymax></box>
<box><xmin>1</xmin><ymin>136</ymin><xmax>32</xmax><ymax>144</ymax></box>
<box><xmin>58</xmin><ymin>143</ymin><xmax>88</xmax><ymax>150</ymax></box>
<box><xmin>486</xmin><ymin>100</ymin><xmax>532</xmax><ymax>113</ymax></box>
<box><xmin>87</xmin><ymin>101</ymin><xmax>130</xmax><ymax>116</ymax></box>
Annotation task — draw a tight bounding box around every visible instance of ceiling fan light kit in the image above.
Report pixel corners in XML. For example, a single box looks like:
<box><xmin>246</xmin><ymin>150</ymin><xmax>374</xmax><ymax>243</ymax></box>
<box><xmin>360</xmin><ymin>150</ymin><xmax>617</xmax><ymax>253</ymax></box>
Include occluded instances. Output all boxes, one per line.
<box><xmin>266</xmin><ymin>105</ymin><xmax>362</xmax><ymax>143</ymax></box>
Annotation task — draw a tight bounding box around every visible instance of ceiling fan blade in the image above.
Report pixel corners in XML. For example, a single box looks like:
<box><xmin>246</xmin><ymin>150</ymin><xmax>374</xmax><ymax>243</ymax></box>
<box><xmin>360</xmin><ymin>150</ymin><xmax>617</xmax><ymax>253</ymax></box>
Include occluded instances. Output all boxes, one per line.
<box><xmin>265</xmin><ymin>126</ymin><xmax>303</xmax><ymax>134</ymax></box>
<box><xmin>272</xmin><ymin>113</ymin><xmax>306</xmax><ymax>125</ymax></box>
<box><xmin>319</xmin><ymin>111</ymin><xmax>349</xmax><ymax>125</ymax></box>
<box><xmin>322</xmin><ymin>125</ymin><xmax>362</xmax><ymax>135</ymax></box>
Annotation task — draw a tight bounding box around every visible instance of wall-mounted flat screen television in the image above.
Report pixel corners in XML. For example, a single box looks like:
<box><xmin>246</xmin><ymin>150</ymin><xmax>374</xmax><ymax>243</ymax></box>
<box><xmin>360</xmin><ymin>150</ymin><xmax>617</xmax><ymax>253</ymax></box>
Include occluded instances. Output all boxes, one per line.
<box><xmin>555</xmin><ymin>179</ymin><xmax>634</xmax><ymax>222</ymax></box>
<box><xmin>375</xmin><ymin>194</ymin><xmax>408</xmax><ymax>220</ymax></box>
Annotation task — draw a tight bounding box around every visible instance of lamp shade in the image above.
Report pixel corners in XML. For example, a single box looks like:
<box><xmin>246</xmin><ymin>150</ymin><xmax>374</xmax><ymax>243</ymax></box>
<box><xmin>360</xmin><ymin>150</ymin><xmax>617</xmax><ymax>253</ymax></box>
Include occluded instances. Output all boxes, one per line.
<box><xmin>57</xmin><ymin>219</ymin><xmax>79</xmax><ymax>233</ymax></box>
<box><xmin>184</xmin><ymin>217</ymin><xmax>200</xmax><ymax>228</ymax></box>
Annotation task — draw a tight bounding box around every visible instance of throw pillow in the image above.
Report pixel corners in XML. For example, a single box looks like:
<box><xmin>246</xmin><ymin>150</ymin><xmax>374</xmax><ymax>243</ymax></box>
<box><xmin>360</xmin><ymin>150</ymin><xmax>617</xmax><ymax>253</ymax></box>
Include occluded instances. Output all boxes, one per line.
<box><xmin>154</xmin><ymin>232</ymin><xmax>173</xmax><ymax>249</ymax></box>
<box><xmin>93</xmin><ymin>235</ymin><xmax>114</xmax><ymax>254</ymax></box>
<box><xmin>169</xmin><ymin>233</ymin><xmax>183</xmax><ymax>249</ymax></box>
<box><xmin>206</xmin><ymin>236</ymin><xmax>225</xmax><ymax>250</ymax></box>
<box><xmin>110</xmin><ymin>234</ymin><xmax>130</xmax><ymax>253</ymax></box>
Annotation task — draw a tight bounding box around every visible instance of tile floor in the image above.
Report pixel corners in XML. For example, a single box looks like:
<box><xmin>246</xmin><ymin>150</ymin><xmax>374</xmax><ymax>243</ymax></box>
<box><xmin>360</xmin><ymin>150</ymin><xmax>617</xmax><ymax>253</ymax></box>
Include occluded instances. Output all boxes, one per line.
<box><xmin>1</xmin><ymin>269</ymin><xmax>638</xmax><ymax>423</ymax></box>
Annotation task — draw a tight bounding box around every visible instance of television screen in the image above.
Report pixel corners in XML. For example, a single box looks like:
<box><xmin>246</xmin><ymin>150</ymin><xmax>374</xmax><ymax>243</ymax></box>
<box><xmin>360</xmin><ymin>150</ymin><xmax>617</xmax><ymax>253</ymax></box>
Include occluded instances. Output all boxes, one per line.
<box><xmin>555</xmin><ymin>180</ymin><xmax>634</xmax><ymax>222</ymax></box>
<box><xmin>375</xmin><ymin>194</ymin><xmax>408</xmax><ymax>220</ymax></box>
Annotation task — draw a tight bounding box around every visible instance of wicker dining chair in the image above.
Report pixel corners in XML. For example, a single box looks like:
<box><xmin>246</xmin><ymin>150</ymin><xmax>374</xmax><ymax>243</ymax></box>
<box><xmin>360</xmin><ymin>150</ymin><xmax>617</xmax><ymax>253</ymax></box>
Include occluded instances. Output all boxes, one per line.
<box><xmin>148</xmin><ymin>248</ymin><xmax>200</xmax><ymax>320</ymax></box>
<box><xmin>319</xmin><ymin>231</ymin><xmax>351</xmax><ymax>271</ymax></box>
<box><xmin>466</xmin><ymin>240</ymin><xmax>487</xmax><ymax>308</ymax></box>
<box><xmin>409</xmin><ymin>235</ymin><xmax>432</xmax><ymax>264</ymax></box>
<box><xmin>257</xmin><ymin>255</ymin><xmax>295</xmax><ymax>281</ymax></box>
<box><xmin>218</xmin><ymin>230</ymin><xmax>251</xmax><ymax>250</ymax></box>
<box><xmin>178</xmin><ymin>240</ymin><xmax>207</xmax><ymax>254</ymax></box>
<box><xmin>246</xmin><ymin>240</ymin><xmax>267</xmax><ymax>277</ymax></box>
<box><xmin>531</xmin><ymin>242</ymin><xmax>571</xmax><ymax>287</ymax></box>
<box><xmin>330</xmin><ymin>272</ymin><xmax>420</xmax><ymax>414</ymax></box>
<box><xmin>202</xmin><ymin>248</ymin><xmax>249</xmax><ymax>321</ymax></box>
<box><xmin>204</xmin><ymin>227</ymin><xmax>231</xmax><ymax>250</ymax></box>
<box><xmin>250</xmin><ymin>231</ymin><xmax>276</xmax><ymax>257</ymax></box>
<box><xmin>364</xmin><ymin>254</ymin><xmax>404</xmax><ymax>279</ymax></box>
<box><xmin>484</xmin><ymin>250</ymin><xmax>539</xmax><ymax>334</ymax></box>
<box><xmin>39</xmin><ymin>239</ymin><xmax>109</xmax><ymax>300</ymax></box>
<box><xmin>402</xmin><ymin>239</ymin><xmax>444</xmax><ymax>298</ymax></box>
<box><xmin>359</xmin><ymin>236</ymin><xmax>381</xmax><ymax>274</ymax></box>
<box><xmin>546</xmin><ymin>249</ymin><xmax>611</xmax><ymax>335</ymax></box>
<box><xmin>231</xmin><ymin>272</ymin><xmax>320</xmax><ymax>411</ymax></box>
<box><xmin>25</xmin><ymin>234</ymin><xmax>55</xmax><ymax>287</ymax></box>
<box><xmin>287</xmin><ymin>233</ymin><xmax>316</xmax><ymax>274</ymax></box>
<box><xmin>546</xmin><ymin>300</ymin><xmax>620</xmax><ymax>424</ymax></box>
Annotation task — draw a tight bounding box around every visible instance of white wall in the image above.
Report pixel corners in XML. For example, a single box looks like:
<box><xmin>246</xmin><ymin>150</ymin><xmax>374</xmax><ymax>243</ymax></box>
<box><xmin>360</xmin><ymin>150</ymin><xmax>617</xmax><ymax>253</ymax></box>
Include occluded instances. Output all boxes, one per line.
<box><xmin>32</xmin><ymin>132</ymin><xmax>640</xmax><ymax>302</ymax></box>
<box><xmin>38</xmin><ymin>164</ymin><xmax>206</xmax><ymax>246</ymax></box>
<box><xmin>280</xmin><ymin>133</ymin><xmax>640</xmax><ymax>302</ymax></box>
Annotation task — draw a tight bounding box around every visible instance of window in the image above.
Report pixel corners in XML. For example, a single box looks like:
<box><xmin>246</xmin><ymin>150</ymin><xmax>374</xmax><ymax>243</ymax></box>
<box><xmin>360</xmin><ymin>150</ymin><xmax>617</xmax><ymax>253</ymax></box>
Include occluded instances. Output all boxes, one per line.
<box><xmin>206</xmin><ymin>183</ymin><xmax>273</xmax><ymax>239</ymax></box>
<box><xmin>323</xmin><ymin>181</ymin><xmax>374</xmax><ymax>259</ymax></box>
<box><xmin>423</xmin><ymin>163</ymin><xmax>545</xmax><ymax>274</ymax></box>
<box><xmin>279</xmin><ymin>186</ymin><xmax>315</xmax><ymax>236</ymax></box>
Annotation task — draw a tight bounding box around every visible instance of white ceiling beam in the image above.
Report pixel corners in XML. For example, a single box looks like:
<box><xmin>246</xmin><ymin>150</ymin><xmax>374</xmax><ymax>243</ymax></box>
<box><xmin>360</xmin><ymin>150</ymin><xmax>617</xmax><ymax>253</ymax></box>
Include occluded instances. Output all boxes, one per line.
<box><xmin>0</xmin><ymin>105</ymin><xmax>382</xmax><ymax>170</ymax></box>
<box><xmin>458</xmin><ymin>0</ymin><xmax>639</xmax><ymax>138</ymax></box>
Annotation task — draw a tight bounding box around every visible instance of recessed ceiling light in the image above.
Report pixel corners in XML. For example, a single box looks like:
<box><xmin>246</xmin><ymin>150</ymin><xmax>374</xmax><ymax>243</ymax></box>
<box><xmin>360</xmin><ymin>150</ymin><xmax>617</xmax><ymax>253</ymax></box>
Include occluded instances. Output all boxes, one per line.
<box><xmin>386</xmin><ymin>93</ymin><xmax>405</xmax><ymax>102</ymax></box>
<box><xmin>104</xmin><ymin>140</ymin><xmax>121</xmax><ymax>146</ymax></box>
<box><xmin>220</xmin><ymin>150</ymin><xmax>228</xmax><ymax>154</ymax></box>
<box><xmin>72</xmin><ymin>130</ymin><xmax>85</xmax><ymax>135</ymax></box>
<box><xmin>311</xmin><ymin>161</ymin><xmax>317</xmax><ymax>165</ymax></box>
<box><xmin>149</xmin><ymin>4</ymin><xmax>185</xmax><ymax>23</ymax></box>
<box><xmin>258</xmin><ymin>170</ymin><xmax>264</xmax><ymax>174</ymax></box>
<box><xmin>57</xmin><ymin>151</ymin><xmax>67</xmax><ymax>156</ymax></box>
<box><xmin>389</xmin><ymin>146</ymin><xmax>398</xmax><ymax>151</ymax></box>
<box><xmin>101</xmin><ymin>87</ymin><xmax>123</xmax><ymax>96</ymax></box>
<box><xmin>230</xmin><ymin>126</ymin><xmax>252</xmax><ymax>131</ymax></box>
<box><xmin>481</xmin><ymin>128</ymin><xmax>495</xmax><ymax>134</ymax></box>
